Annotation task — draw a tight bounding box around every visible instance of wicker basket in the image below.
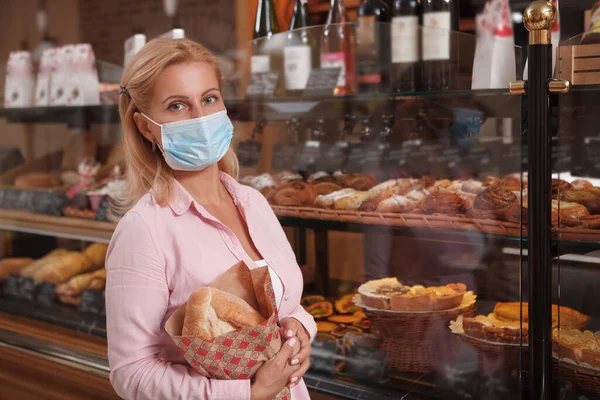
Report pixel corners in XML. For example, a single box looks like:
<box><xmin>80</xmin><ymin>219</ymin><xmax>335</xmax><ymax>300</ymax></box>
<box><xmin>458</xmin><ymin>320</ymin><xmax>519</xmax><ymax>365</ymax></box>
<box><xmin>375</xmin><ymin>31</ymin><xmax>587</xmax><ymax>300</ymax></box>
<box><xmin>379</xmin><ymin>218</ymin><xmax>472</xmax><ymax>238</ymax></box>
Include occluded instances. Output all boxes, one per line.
<box><xmin>456</xmin><ymin>333</ymin><xmax>529</xmax><ymax>374</ymax></box>
<box><xmin>364</xmin><ymin>303</ymin><xmax>477</xmax><ymax>373</ymax></box>
<box><xmin>554</xmin><ymin>357</ymin><xmax>600</xmax><ymax>396</ymax></box>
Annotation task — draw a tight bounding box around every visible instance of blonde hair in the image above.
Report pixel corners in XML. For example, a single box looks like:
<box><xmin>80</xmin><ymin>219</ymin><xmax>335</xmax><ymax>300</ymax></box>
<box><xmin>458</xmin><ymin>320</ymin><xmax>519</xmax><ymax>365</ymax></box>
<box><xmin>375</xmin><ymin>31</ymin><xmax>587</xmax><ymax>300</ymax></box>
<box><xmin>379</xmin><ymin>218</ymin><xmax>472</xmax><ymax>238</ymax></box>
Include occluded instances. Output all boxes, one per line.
<box><xmin>117</xmin><ymin>37</ymin><xmax>239</xmax><ymax>211</ymax></box>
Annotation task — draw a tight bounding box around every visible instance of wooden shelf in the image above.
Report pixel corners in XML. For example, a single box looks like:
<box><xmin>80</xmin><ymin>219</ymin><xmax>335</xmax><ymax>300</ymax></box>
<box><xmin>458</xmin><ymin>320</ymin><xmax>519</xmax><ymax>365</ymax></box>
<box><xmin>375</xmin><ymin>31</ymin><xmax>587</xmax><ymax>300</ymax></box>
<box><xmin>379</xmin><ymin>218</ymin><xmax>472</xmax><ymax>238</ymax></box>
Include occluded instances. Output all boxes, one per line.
<box><xmin>0</xmin><ymin>210</ymin><xmax>115</xmax><ymax>243</ymax></box>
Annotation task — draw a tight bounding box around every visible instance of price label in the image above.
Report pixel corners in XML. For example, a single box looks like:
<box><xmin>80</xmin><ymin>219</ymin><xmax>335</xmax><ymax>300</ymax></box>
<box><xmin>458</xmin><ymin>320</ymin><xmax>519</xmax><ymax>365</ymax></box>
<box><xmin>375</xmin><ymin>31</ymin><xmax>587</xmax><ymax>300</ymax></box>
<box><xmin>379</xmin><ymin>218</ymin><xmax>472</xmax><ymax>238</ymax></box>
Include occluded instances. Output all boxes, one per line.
<box><xmin>309</xmin><ymin>339</ymin><xmax>338</xmax><ymax>375</ymax></box>
<box><xmin>79</xmin><ymin>289</ymin><xmax>105</xmax><ymax>314</ymax></box>
<box><xmin>303</xmin><ymin>67</ymin><xmax>342</xmax><ymax>97</ymax></box>
<box><xmin>271</xmin><ymin>143</ymin><xmax>299</xmax><ymax>171</ymax></box>
<box><xmin>245</xmin><ymin>72</ymin><xmax>280</xmax><ymax>98</ymax></box>
<box><xmin>36</xmin><ymin>282</ymin><xmax>57</xmax><ymax>307</ymax></box>
<box><xmin>237</xmin><ymin>141</ymin><xmax>262</xmax><ymax>168</ymax></box>
<box><xmin>345</xmin><ymin>346</ymin><xmax>388</xmax><ymax>382</ymax></box>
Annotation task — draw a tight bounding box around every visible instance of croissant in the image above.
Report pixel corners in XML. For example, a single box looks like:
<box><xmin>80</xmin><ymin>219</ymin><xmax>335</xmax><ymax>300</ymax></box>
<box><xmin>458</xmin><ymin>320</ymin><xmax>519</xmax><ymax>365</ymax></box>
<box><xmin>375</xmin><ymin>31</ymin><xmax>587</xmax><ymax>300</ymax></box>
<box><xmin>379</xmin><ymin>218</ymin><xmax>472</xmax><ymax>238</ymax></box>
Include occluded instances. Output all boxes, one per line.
<box><xmin>471</xmin><ymin>187</ymin><xmax>517</xmax><ymax>220</ymax></box>
<box><xmin>273</xmin><ymin>181</ymin><xmax>317</xmax><ymax>206</ymax></box>
<box><xmin>419</xmin><ymin>192</ymin><xmax>471</xmax><ymax>216</ymax></box>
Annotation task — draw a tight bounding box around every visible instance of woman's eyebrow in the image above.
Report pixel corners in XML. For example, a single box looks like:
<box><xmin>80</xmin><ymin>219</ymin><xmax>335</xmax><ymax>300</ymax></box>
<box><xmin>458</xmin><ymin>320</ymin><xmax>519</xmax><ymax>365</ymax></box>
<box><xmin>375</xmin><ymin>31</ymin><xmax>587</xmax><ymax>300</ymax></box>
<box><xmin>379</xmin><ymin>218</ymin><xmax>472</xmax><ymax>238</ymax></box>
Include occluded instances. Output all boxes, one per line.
<box><xmin>201</xmin><ymin>88</ymin><xmax>219</xmax><ymax>96</ymax></box>
<box><xmin>162</xmin><ymin>95</ymin><xmax>189</xmax><ymax>104</ymax></box>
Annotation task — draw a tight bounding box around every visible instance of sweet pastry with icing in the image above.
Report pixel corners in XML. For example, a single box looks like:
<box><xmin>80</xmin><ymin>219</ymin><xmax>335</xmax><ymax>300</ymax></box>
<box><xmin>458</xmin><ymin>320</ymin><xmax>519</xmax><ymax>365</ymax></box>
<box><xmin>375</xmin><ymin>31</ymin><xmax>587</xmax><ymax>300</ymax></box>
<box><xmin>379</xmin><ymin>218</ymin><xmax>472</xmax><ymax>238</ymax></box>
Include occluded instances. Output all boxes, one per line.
<box><xmin>314</xmin><ymin>188</ymin><xmax>357</xmax><ymax>209</ymax></box>
<box><xmin>358</xmin><ymin>277</ymin><xmax>410</xmax><ymax>310</ymax></box>
<box><xmin>376</xmin><ymin>188</ymin><xmax>429</xmax><ymax>213</ymax></box>
<box><xmin>390</xmin><ymin>283</ymin><xmax>467</xmax><ymax>311</ymax></box>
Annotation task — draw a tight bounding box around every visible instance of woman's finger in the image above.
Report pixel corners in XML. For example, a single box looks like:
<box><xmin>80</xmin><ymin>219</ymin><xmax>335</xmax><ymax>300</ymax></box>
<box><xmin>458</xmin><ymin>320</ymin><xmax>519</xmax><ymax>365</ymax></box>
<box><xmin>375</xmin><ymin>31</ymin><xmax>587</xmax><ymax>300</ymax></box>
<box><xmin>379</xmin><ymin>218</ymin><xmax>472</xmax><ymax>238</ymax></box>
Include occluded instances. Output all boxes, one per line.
<box><xmin>289</xmin><ymin>358</ymin><xmax>311</xmax><ymax>387</ymax></box>
<box><xmin>290</xmin><ymin>344</ymin><xmax>311</xmax><ymax>366</ymax></box>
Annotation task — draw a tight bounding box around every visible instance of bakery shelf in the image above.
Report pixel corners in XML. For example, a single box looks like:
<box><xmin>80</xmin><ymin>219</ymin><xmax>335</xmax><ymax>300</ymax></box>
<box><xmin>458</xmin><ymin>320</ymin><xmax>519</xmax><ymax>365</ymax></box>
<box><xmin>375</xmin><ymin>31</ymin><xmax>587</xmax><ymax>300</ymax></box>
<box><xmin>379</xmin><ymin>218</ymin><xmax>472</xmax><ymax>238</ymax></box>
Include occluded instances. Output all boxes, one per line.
<box><xmin>0</xmin><ymin>105</ymin><xmax>120</xmax><ymax>128</ymax></box>
<box><xmin>0</xmin><ymin>209</ymin><xmax>115</xmax><ymax>243</ymax></box>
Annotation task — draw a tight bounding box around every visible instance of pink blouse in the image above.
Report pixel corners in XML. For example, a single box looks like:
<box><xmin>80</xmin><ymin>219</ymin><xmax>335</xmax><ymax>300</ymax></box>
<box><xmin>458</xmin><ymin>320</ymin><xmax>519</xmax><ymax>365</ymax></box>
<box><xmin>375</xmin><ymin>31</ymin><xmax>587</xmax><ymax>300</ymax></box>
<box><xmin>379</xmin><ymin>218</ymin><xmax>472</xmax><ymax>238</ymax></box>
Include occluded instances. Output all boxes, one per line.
<box><xmin>105</xmin><ymin>172</ymin><xmax>317</xmax><ymax>400</ymax></box>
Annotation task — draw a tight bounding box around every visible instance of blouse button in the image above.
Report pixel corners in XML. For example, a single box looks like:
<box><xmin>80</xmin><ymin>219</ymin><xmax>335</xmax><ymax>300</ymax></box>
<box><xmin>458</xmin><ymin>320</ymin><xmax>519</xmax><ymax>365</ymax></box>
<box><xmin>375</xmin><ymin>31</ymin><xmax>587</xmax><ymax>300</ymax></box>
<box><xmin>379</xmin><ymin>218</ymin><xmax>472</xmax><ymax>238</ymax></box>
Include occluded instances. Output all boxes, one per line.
<box><xmin>284</xmin><ymin>295</ymin><xmax>290</xmax><ymax>301</ymax></box>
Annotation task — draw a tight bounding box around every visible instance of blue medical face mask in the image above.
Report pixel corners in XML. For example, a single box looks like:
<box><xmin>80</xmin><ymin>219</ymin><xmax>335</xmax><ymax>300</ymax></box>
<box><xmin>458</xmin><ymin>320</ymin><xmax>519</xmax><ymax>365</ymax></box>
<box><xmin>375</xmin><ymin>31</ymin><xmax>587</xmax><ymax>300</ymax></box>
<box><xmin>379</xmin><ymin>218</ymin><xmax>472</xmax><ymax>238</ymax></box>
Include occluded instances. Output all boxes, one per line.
<box><xmin>141</xmin><ymin>110</ymin><xmax>234</xmax><ymax>171</ymax></box>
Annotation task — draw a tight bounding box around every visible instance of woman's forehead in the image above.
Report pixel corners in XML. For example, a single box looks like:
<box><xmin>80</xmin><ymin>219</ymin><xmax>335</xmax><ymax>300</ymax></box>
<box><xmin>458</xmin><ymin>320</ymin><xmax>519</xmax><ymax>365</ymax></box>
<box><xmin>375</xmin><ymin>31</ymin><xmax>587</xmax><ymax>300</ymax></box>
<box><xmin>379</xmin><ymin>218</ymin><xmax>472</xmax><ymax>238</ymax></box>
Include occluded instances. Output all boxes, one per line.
<box><xmin>154</xmin><ymin>62</ymin><xmax>219</xmax><ymax>95</ymax></box>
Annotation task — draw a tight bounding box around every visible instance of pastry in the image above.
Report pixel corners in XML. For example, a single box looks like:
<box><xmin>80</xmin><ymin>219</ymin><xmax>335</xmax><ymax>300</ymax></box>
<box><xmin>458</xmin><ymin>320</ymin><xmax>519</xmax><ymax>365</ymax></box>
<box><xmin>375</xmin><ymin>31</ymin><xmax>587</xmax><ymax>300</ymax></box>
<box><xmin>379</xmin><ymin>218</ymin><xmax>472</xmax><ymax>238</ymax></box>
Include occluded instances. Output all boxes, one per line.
<box><xmin>32</xmin><ymin>251</ymin><xmax>95</xmax><ymax>283</ymax></box>
<box><xmin>471</xmin><ymin>187</ymin><xmax>517</xmax><ymax>220</ymax></box>
<box><xmin>317</xmin><ymin>321</ymin><xmax>338</xmax><ymax>333</ymax></box>
<box><xmin>462</xmin><ymin>313</ymin><xmax>524</xmax><ymax>344</ymax></box>
<box><xmin>335</xmin><ymin>293</ymin><xmax>361</xmax><ymax>314</ymax></box>
<box><xmin>343</xmin><ymin>331</ymin><xmax>382</xmax><ymax>348</ymax></box>
<box><xmin>272</xmin><ymin>181</ymin><xmax>317</xmax><ymax>206</ymax></box>
<box><xmin>425</xmin><ymin>179</ymin><xmax>452</xmax><ymax>194</ymax></box>
<box><xmin>571</xmin><ymin>179</ymin><xmax>593</xmax><ymax>191</ymax></box>
<box><xmin>301</xmin><ymin>295</ymin><xmax>326</xmax><ymax>307</ymax></box>
<box><xmin>274</xmin><ymin>170</ymin><xmax>303</xmax><ymax>184</ymax></box>
<box><xmin>314</xmin><ymin>188</ymin><xmax>356</xmax><ymax>209</ymax></box>
<box><xmin>0</xmin><ymin>258</ymin><xmax>33</xmax><ymax>280</ymax></box>
<box><xmin>307</xmin><ymin>172</ymin><xmax>330</xmax><ymax>183</ymax></box>
<box><xmin>358</xmin><ymin>277</ymin><xmax>410</xmax><ymax>310</ymax></box>
<box><xmin>14</xmin><ymin>172</ymin><xmax>61</xmax><ymax>189</ymax></box>
<box><xmin>492</xmin><ymin>175</ymin><xmax>525</xmax><ymax>191</ymax></box>
<box><xmin>337</xmin><ymin>174</ymin><xmax>378</xmax><ymax>191</ymax></box>
<box><xmin>182</xmin><ymin>287</ymin><xmax>264</xmax><ymax>339</ymax></box>
<box><xmin>461</xmin><ymin>180</ymin><xmax>485</xmax><ymax>195</ymax></box>
<box><xmin>359</xmin><ymin>185</ymin><xmax>398</xmax><ymax>212</ymax></box>
<box><xmin>552</xmin><ymin>179</ymin><xmax>573</xmax><ymax>196</ymax></box>
<box><xmin>494</xmin><ymin>302</ymin><xmax>589</xmax><ymax>330</ymax></box>
<box><xmin>305</xmin><ymin>301</ymin><xmax>334</xmax><ymax>319</ymax></box>
<box><xmin>83</xmin><ymin>243</ymin><xmax>108</xmax><ymax>269</ymax></box>
<box><xmin>376</xmin><ymin>188</ymin><xmax>429</xmax><ymax>214</ymax></box>
<box><xmin>390</xmin><ymin>283</ymin><xmax>467</xmax><ymax>311</ymax></box>
<box><xmin>419</xmin><ymin>176</ymin><xmax>437</xmax><ymax>189</ymax></box>
<box><xmin>559</xmin><ymin>190</ymin><xmax>600</xmax><ymax>214</ymax></box>
<box><xmin>20</xmin><ymin>249</ymin><xmax>70</xmax><ymax>278</ymax></box>
<box><xmin>419</xmin><ymin>192</ymin><xmax>471</xmax><ymax>215</ymax></box>
<box><xmin>552</xmin><ymin>328</ymin><xmax>600</xmax><ymax>369</ymax></box>
<box><xmin>56</xmin><ymin>268</ymin><xmax>106</xmax><ymax>298</ymax></box>
<box><xmin>352</xmin><ymin>319</ymin><xmax>372</xmax><ymax>330</ymax></box>
<box><xmin>331</xmin><ymin>325</ymin><xmax>362</xmax><ymax>338</ymax></box>
<box><xmin>334</xmin><ymin>190</ymin><xmax>379</xmax><ymax>211</ymax></box>
<box><xmin>311</xmin><ymin>177</ymin><xmax>345</xmax><ymax>196</ymax></box>
<box><xmin>328</xmin><ymin>315</ymin><xmax>363</xmax><ymax>324</ymax></box>
<box><xmin>244</xmin><ymin>173</ymin><xmax>278</xmax><ymax>201</ymax></box>
<box><xmin>554</xmin><ymin>200</ymin><xmax>590</xmax><ymax>227</ymax></box>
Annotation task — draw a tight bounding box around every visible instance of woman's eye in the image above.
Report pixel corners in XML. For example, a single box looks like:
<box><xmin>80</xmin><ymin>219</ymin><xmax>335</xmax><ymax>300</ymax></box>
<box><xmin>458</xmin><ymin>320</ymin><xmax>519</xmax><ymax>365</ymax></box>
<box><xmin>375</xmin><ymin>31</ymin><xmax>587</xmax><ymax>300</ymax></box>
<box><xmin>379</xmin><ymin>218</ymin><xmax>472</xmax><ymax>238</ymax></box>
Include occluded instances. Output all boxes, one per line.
<box><xmin>168</xmin><ymin>103</ymin><xmax>184</xmax><ymax>111</ymax></box>
<box><xmin>203</xmin><ymin>96</ymin><xmax>218</xmax><ymax>105</ymax></box>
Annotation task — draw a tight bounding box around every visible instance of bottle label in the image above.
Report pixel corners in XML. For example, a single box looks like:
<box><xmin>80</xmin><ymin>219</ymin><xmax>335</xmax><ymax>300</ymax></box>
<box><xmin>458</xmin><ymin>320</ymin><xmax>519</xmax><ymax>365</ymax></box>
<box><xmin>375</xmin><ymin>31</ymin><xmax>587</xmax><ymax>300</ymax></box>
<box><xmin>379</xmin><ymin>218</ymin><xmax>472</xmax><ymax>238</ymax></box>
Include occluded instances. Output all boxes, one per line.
<box><xmin>357</xmin><ymin>15</ymin><xmax>381</xmax><ymax>85</ymax></box>
<box><xmin>357</xmin><ymin>16</ymin><xmax>376</xmax><ymax>50</ymax></box>
<box><xmin>392</xmin><ymin>16</ymin><xmax>419</xmax><ymax>63</ymax></box>
<box><xmin>423</xmin><ymin>12</ymin><xmax>451</xmax><ymax>61</ymax></box>
<box><xmin>321</xmin><ymin>52</ymin><xmax>346</xmax><ymax>87</ymax></box>
<box><xmin>251</xmin><ymin>55</ymin><xmax>271</xmax><ymax>73</ymax></box>
<box><xmin>284</xmin><ymin>45</ymin><xmax>312</xmax><ymax>90</ymax></box>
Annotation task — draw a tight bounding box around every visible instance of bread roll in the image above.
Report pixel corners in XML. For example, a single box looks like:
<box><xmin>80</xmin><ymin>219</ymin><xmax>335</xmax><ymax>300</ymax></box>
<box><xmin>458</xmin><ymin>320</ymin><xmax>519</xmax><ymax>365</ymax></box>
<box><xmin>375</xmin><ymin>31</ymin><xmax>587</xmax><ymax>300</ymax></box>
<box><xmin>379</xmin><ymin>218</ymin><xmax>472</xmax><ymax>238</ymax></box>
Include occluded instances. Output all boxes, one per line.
<box><xmin>14</xmin><ymin>172</ymin><xmax>61</xmax><ymax>189</ymax></box>
<box><xmin>20</xmin><ymin>249</ymin><xmax>70</xmax><ymax>278</ymax></box>
<box><xmin>0</xmin><ymin>258</ymin><xmax>33</xmax><ymax>280</ymax></box>
<box><xmin>376</xmin><ymin>188</ymin><xmax>429</xmax><ymax>213</ymax></box>
<box><xmin>182</xmin><ymin>287</ymin><xmax>265</xmax><ymax>339</ymax></box>
<box><xmin>56</xmin><ymin>268</ymin><xmax>106</xmax><ymax>297</ymax></box>
<box><xmin>571</xmin><ymin>179</ymin><xmax>592</xmax><ymax>191</ymax></box>
<box><xmin>83</xmin><ymin>243</ymin><xmax>109</xmax><ymax>268</ymax></box>
<box><xmin>419</xmin><ymin>192</ymin><xmax>471</xmax><ymax>216</ymax></box>
<box><xmin>559</xmin><ymin>190</ymin><xmax>600</xmax><ymax>214</ymax></box>
<box><xmin>338</xmin><ymin>174</ymin><xmax>377</xmax><ymax>191</ymax></box>
<box><xmin>552</xmin><ymin>179</ymin><xmax>573</xmax><ymax>196</ymax></box>
<box><xmin>314</xmin><ymin>188</ymin><xmax>356</xmax><ymax>209</ymax></box>
<box><xmin>273</xmin><ymin>181</ymin><xmax>317</xmax><ymax>206</ymax></box>
<box><xmin>311</xmin><ymin>177</ymin><xmax>344</xmax><ymax>196</ymax></box>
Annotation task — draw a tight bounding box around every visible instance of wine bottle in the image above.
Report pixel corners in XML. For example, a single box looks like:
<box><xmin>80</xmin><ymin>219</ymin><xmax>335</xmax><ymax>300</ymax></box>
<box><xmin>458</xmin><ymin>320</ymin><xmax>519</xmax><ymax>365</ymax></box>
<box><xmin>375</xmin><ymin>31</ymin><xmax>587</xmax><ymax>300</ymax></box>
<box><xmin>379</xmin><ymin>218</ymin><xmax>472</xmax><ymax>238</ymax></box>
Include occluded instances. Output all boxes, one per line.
<box><xmin>320</xmin><ymin>0</ymin><xmax>356</xmax><ymax>96</ymax></box>
<box><xmin>356</xmin><ymin>0</ymin><xmax>391</xmax><ymax>93</ymax></box>
<box><xmin>391</xmin><ymin>0</ymin><xmax>421</xmax><ymax>92</ymax></box>
<box><xmin>422</xmin><ymin>0</ymin><xmax>457</xmax><ymax>91</ymax></box>
<box><xmin>284</xmin><ymin>0</ymin><xmax>316</xmax><ymax>96</ymax></box>
<box><xmin>581</xmin><ymin>1</ymin><xmax>600</xmax><ymax>45</ymax></box>
<box><xmin>252</xmin><ymin>0</ymin><xmax>281</xmax><ymax>74</ymax></box>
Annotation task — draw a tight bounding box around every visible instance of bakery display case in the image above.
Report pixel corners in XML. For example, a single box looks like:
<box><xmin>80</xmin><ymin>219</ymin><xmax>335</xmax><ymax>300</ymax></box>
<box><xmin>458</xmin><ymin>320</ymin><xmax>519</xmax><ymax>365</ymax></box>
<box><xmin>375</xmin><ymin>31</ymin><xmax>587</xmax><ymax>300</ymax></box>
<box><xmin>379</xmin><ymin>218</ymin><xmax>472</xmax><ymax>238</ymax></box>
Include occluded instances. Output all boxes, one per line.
<box><xmin>0</xmin><ymin>4</ymin><xmax>599</xmax><ymax>400</ymax></box>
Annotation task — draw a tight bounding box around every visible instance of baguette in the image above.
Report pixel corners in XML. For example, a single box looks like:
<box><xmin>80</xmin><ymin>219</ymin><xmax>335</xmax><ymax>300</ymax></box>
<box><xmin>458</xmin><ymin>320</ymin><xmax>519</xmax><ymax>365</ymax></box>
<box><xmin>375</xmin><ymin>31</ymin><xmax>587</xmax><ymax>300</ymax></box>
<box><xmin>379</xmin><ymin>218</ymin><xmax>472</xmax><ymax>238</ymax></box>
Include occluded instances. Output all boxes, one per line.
<box><xmin>20</xmin><ymin>249</ymin><xmax>70</xmax><ymax>278</ymax></box>
<box><xmin>32</xmin><ymin>251</ymin><xmax>95</xmax><ymax>283</ymax></box>
<box><xmin>56</xmin><ymin>268</ymin><xmax>106</xmax><ymax>297</ymax></box>
<box><xmin>182</xmin><ymin>287</ymin><xmax>265</xmax><ymax>339</ymax></box>
<box><xmin>0</xmin><ymin>258</ymin><xmax>34</xmax><ymax>280</ymax></box>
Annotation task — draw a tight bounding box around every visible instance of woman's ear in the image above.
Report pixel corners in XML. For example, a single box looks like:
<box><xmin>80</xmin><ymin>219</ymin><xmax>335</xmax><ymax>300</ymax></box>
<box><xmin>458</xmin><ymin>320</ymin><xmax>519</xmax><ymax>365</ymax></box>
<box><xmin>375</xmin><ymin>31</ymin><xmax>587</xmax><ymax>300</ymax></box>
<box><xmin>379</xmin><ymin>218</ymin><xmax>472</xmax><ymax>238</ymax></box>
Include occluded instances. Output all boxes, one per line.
<box><xmin>133</xmin><ymin>112</ymin><xmax>155</xmax><ymax>143</ymax></box>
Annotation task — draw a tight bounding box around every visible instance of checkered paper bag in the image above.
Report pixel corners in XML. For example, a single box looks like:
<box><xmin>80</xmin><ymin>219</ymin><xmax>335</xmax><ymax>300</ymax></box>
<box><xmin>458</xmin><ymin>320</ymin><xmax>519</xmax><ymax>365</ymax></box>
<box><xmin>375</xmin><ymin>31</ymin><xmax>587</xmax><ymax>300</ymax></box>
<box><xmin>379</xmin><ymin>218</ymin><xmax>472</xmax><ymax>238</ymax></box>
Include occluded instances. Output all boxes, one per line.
<box><xmin>165</xmin><ymin>263</ymin><xmax>291</xmax><ymax>400</ymax></box>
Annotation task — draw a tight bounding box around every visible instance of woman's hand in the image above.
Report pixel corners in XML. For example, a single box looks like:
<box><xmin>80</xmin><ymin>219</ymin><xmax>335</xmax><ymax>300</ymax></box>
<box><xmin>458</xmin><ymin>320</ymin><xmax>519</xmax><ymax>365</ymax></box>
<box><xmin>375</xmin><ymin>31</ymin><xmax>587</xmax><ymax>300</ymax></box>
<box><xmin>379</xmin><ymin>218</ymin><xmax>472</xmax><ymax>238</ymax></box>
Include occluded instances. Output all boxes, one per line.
<box><xmin>250</xmin><ymin>337</ymin><xmax>301</xmax><ymax>400</ymax></box>
<box><xmin>279</xmin><ymin>317</ymin><xmax>312</xmax><ymax>388</ymax></box>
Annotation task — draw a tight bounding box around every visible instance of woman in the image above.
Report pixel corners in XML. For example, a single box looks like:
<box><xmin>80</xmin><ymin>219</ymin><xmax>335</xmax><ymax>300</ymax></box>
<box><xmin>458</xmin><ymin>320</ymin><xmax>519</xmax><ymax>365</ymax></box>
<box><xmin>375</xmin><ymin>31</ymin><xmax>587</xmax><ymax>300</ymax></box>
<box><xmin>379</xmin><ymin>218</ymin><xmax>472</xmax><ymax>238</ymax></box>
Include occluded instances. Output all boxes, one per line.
<box><xmin>106</xmin><ymin>37</ymin><xmax>316</xmax><ymax>400</ymax></box>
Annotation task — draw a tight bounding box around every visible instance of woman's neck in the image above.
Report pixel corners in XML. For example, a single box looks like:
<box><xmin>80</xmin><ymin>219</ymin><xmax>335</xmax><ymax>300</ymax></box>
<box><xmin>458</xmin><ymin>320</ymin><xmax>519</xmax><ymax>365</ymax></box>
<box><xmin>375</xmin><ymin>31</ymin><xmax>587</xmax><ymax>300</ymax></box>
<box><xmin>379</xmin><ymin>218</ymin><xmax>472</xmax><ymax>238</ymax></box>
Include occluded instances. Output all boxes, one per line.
<box><xmin>173</xmin><ymin>165</ymin><xmax>229</xmax><ymax>207</ymax></box>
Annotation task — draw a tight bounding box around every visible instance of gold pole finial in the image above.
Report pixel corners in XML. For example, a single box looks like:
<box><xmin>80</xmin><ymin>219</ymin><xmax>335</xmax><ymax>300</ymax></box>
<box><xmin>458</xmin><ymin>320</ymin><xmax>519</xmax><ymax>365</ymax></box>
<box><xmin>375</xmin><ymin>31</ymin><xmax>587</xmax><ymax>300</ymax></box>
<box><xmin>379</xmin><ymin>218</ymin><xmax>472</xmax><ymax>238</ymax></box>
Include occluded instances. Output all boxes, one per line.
<box><xmin>523</xmin><ymin>1</ymin><xmax>557</xmax><ymax>44</ymax></box>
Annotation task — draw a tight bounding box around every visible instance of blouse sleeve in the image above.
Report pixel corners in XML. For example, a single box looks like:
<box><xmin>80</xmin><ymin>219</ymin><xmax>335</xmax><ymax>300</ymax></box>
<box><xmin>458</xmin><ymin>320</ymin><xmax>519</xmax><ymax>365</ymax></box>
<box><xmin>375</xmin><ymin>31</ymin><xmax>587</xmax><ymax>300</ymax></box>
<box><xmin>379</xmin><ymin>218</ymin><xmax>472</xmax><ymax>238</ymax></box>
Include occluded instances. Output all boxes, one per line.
<box><xmin>105</xmin><ymin>212</ymin><xmax>251</xmax><ymax>400</ymax></box>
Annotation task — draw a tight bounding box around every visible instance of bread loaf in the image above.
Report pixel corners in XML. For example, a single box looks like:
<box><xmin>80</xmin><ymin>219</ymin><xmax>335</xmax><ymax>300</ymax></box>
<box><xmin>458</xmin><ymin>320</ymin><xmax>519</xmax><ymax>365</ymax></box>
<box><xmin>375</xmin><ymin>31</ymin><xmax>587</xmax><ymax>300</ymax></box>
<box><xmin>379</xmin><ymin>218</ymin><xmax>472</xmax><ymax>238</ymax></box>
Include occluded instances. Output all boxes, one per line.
<box><xmin>273</xmin><ymin>181</ymin><xmax>317</xmax><ymax>206</ymax></box>
<box><xmin>32</xmin><ymin>251</ymin><xmax>94</xmax><ymax>283</ymax></box>
<box><xmin>182</xmin><ymin>287</ymin><xmax>265</xmax><ymax>339</ymax></box>
<box><xmin>20</xmin><ymin>249</ymin><xmax>70</xmax><ymax>278</ymax></box>
<box><xmin>14</xmin><ymin>172</ymin><xmax>61</xmax><ymax>189</ymax></box>
<box><xmin>0</xmin><ymin>258</ymin><xmax>34</xmax><ymax>280</ymax></box>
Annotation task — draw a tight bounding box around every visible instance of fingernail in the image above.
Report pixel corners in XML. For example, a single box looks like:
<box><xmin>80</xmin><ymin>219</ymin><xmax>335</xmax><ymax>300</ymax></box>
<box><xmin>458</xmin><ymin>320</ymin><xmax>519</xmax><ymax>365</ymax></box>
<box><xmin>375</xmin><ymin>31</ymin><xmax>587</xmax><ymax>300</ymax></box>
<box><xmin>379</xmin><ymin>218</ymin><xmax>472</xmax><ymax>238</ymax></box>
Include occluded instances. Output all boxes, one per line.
<box><xmin>290</xmin><ymin>376</ymin><xmax>298</xmax><ymax>383</ymax></box>
<box><xmin>291</xmin><ymin>358</ymin><xmax>299</xmax><ymax>365</ymax></box>
<box><xmin>287</xmin><ymin>338</ymin><xmax>297</xmax><ymax>347</ymax></box>
<box><xmin>286</xmin><ymin>329</ymin><xmax>293</xmax><ymax>338</ymax></box>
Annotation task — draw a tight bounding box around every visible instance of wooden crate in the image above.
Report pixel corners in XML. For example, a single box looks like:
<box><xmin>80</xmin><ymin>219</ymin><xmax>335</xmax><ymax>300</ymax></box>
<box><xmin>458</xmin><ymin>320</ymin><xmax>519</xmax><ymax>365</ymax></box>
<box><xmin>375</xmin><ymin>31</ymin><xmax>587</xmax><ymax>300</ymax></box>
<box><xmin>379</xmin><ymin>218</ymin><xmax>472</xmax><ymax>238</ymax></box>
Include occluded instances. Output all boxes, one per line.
<box><xmin>559</xmin><ymin>43</ymin><xmax>600</xmax><ymax>86</ymax></box>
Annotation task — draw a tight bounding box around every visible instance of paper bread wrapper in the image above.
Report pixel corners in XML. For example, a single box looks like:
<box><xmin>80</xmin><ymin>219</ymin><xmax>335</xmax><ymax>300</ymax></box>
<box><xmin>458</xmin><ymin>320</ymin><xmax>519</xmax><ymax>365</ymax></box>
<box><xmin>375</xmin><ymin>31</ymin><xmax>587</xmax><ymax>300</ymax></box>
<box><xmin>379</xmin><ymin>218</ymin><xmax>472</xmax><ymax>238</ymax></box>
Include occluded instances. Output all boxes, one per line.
<box><xmin>166</xmin><ymin>262</ymin><xmax>291</xmax><ymax>400</ymax></box>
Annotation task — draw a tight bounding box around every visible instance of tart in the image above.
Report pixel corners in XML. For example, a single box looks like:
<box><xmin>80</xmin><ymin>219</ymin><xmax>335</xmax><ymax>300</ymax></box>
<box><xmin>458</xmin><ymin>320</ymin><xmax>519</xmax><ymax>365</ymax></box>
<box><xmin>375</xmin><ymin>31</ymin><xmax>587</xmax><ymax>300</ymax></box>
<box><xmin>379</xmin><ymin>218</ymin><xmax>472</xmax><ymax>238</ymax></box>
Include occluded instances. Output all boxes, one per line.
<box><xmin>305</xmin><ymin>301</ymin><xmax>334</xmax><ymax>319</ymax></box>
<box><xmin>301</xmin><ymin>295</ymin><xmax>325</xmax><ymax>307</ymax></box>
<box><xmin>331</xmin><ymin>325</ymin><xmax>362</xmax><ymax>338</ymax></box>
<box><xmin>494</xmin><ymin>302</ymin><xmax>590</xmax><ymax>330</ymax></box>
<box><xmin>335</xmin><ymin>293</ymin><xmax>361</xmax><ymax>314</ymax></box>
<box><xmin>317</xmin><ymin>321</ymin><xmax>338</xmax><ymax>333</ymax></box>
<box><xmin>358</xmin><ymin>277</ymin><xmax>410</xmax><ymax>310</ymax></box>
<box><xmin>328</xmin><ymin>315</ymin><xmax>363</xmax><ymax>324</ymax></box>
<box><xmin>553</xmin><ymin>328</ymin><xmax>600</xmax><ymax>369</ymax></box>
<box><xmin>390</xmin><ymin>283</ymin><xmax>467</xmax><ymax>311</ymax></box>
